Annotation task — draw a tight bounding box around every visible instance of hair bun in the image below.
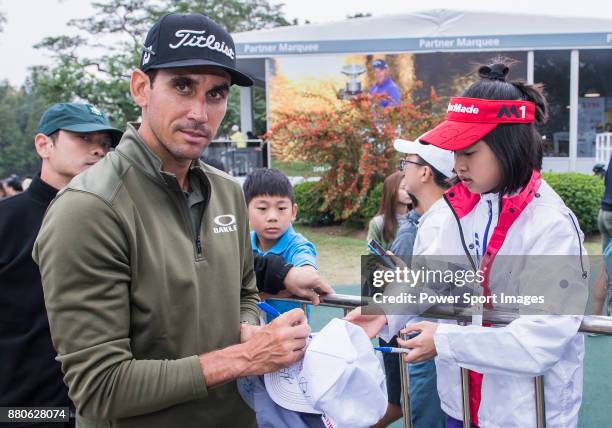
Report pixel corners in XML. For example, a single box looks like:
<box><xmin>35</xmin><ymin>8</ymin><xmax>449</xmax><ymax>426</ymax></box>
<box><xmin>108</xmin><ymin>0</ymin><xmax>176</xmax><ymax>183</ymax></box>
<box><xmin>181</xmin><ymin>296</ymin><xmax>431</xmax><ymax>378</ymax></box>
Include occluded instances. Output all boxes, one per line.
<box><xmin>478</xmin><ymin>63</ymin><xmax>509</xmax><ymax>81</ymax></box>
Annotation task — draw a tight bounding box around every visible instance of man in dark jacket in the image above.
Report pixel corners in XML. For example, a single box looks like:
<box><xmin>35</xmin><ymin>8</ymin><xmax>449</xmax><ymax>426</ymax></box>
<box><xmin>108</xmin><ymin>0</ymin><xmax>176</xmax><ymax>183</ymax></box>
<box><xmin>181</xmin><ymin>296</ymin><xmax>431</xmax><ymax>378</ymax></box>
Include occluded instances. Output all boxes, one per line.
<box><xmin>0</xmin><ymin>102</ymin><xmax>122</xmax><ymax>427</ymax></box>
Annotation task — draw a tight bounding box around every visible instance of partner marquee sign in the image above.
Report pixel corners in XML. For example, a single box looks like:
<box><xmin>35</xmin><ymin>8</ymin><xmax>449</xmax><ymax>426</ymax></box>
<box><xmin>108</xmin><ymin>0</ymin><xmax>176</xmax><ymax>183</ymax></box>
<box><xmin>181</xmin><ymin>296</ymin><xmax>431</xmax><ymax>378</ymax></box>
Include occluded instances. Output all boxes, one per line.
<box><xmin>242</xmin><ymin>42</ymin><xmax>321</xmax><ymax>55</ymax></box>
<box><xmin>236</xmin><ymin>33</ymin><xmax>612</xmax><ymax>57</ymax></box>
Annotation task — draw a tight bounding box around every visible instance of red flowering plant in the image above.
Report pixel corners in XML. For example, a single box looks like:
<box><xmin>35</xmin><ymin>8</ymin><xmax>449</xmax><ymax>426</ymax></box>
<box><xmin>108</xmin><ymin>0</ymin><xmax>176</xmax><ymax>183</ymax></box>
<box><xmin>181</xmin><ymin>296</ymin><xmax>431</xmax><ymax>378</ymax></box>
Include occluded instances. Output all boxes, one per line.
<box><xmin>267</xmin><ymin>89</ymin><xmax>445</xmax><ymax>222</ymax></box>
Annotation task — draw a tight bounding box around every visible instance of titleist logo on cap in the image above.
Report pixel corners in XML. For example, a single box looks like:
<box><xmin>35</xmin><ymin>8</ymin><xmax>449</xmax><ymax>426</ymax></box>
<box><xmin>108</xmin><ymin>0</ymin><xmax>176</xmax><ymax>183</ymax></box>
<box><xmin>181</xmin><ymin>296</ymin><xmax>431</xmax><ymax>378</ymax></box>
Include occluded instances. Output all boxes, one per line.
<box><xmin>447</xmin><ymin>102</ymin><xmax>480</xmax><ymax>114</ymax></box>
<box><xmin>169</xmin><ymin>29</ymin><xmax>235</xmax><ymax>60</ymax></box>
<box><xmin>139</xmin><ymin>13</ymin><xmax>253</xmax><ymax>86</ymax></box>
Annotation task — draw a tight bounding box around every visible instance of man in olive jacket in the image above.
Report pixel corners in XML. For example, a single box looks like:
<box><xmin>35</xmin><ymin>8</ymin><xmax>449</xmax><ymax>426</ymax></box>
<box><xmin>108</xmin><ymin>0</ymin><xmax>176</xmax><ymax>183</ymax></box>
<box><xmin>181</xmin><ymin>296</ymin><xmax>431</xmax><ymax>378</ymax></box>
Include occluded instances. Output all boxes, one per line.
<box><xmin>33</xmin><ymin>13</ymin><xmax>310</xmax><ymax>428</ymax></box>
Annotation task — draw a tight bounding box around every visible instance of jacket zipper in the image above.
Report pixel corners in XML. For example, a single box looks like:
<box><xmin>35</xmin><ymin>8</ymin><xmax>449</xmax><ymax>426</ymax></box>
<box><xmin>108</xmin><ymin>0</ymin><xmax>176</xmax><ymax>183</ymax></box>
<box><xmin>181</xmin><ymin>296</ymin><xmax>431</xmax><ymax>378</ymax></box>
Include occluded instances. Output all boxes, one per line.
<box><xmin>162</xmin><ymin>168</ymin><xmax>212</xmax><ymax>261</ymax></box>
<box><xmin>568</xmin><ymin>213</ymin><xmax>588</xmax><ymax>279</ymax></box>
<box><xmin>164</xmin><ymin>184</ymin><xmax>203</xmax><ymax>260</ymax></box>
<box><xmin>482</xmin><ymin>200</ymin><xmax>493</xmax><ymax>255</ymax></box>
<box><xmin>443</xmin><ymin>194</ymin><xmax>477</xmax><ymax>271</ymax></box>
<box><xmin>195</xmin><ymin>235</ymin><xmax>203</xmax><ymax>257</ymax></box>
<box><xmin>182</xmin><ymin>198</ymin><xmax>203</xmax><ymax>260</ymax></box>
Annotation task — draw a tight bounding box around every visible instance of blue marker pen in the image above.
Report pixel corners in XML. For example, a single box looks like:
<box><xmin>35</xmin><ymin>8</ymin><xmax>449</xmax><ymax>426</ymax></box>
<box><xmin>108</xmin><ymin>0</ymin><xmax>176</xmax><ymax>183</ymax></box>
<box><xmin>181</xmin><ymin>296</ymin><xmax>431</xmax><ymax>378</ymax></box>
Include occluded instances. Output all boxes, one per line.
<box><xmin>374</xmin><ymin>346</ymin><xmax>411</xmax><ymax>354</ymax></box>
<box><xmin>258</xmin><ymin>301</ymin><xmax>312</xmax><ymax>338</ymax></box>
<box><xmin>374</xmin><ymin>331</ymin><xmax>420</xmax><ymax>354</ymax></box>
<box><xmin>257</xmin><ymin>301</ymin><xmax>281</xmax><ymax>318</ymax></box>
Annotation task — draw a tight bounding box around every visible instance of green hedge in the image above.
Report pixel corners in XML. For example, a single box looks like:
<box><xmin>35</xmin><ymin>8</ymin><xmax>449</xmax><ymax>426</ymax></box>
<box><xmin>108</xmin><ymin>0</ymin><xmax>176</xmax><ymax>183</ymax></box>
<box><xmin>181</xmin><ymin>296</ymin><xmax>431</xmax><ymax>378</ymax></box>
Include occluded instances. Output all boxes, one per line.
<box><xmin>542</xmin><ymin>172</ymin><xmax>603</xmax><ymax>234</ymax></box>
<box><xmin>359</xmin><ymin>181</ymin><xmax>383</xmax><ymax>225</ymax></box>
<box><xmin>293</xmin><ymin>181</ymin><xmax>334</xmax><ymax>226</ymax></box>
<box><xmin>294</xmin><ymin>180</ymin><xmax>384</xmax><ymax>227</ymax></box>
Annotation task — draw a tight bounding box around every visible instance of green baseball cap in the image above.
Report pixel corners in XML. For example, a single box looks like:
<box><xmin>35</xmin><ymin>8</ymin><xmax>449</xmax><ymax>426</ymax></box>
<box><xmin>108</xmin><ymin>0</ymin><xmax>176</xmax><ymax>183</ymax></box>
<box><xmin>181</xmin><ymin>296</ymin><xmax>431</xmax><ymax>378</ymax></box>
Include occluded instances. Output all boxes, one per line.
<box><xmin>37</xmin><ymin>103</ymin><xmax>123</xmax><ymax>147</ymax></box>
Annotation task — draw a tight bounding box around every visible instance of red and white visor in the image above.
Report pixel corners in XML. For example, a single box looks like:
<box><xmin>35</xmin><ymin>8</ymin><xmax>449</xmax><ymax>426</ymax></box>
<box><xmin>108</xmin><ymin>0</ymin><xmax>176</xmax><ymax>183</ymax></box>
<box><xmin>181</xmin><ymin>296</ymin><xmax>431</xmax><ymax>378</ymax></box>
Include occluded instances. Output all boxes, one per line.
<box><xmin>419</xmin><ymin>97</ymin><xmax>536</xmax><ymax>151</ymax></box>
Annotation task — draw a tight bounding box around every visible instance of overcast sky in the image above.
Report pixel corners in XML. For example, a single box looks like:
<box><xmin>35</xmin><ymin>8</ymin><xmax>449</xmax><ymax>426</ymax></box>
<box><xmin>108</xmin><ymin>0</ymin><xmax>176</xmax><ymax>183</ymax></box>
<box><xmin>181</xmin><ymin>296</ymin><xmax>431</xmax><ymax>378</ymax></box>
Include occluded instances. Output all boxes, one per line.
<box><xmin>1</xmin><ymin>0</ymin><xmax>611</xmax><ymax>86</ymax></box>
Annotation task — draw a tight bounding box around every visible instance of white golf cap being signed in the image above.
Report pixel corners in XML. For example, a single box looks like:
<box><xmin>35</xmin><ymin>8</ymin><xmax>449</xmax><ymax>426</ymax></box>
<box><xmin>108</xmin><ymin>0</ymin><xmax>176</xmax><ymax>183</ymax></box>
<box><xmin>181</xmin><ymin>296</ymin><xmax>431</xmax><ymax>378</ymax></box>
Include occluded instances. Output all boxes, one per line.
<box><xmin>264</xmin><ymin>318</ymin><xmax>387</xmax><ymax>427</ymax></box>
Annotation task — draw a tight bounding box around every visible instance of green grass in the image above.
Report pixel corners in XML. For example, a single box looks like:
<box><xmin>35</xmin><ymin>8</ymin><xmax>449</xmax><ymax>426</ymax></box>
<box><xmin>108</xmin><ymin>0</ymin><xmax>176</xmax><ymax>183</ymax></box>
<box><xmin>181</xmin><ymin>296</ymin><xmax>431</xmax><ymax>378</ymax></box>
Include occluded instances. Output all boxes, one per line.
<box><xmin>585</xmin><ymin>233</ymin><xmax>603</xmax><ymax>256</ymax></box>
<box><xmin>295</xmin><ymin>225</ymin><xmax>364</xmax><ymax>249</ymax></box>
<box><xmin>272</xmin><ymin>160</ymin><xmax>322</xmax><ymax>177</ymax></box>
<box><xmin>294</xmin><ymin>224</ymin><xmax>365</xmax><ymax>286</ymax></box>
<box><xmin>579</xmin><ymin>335</ymin><xmax>612</xmax><ymax>427</ymax></box>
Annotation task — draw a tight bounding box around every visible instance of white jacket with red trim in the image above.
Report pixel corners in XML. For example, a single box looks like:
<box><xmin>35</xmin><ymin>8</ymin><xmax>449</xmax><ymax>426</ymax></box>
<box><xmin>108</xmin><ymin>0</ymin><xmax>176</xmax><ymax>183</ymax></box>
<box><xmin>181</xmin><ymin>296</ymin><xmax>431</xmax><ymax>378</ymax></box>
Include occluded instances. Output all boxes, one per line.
<box><xmin>380</xmin><ymin>174</ymin><xmax>588</xmax><ymax>428</ymax></box>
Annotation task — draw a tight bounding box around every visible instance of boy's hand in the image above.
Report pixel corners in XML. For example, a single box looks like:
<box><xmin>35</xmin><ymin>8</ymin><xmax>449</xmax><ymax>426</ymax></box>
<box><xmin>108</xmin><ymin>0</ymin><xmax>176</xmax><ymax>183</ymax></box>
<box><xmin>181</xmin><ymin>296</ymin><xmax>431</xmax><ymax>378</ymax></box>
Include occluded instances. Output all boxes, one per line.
<box><xmin>284</xmin><ymin>266</ymin><xmax>334</xmax><ymax>305</ymax></box>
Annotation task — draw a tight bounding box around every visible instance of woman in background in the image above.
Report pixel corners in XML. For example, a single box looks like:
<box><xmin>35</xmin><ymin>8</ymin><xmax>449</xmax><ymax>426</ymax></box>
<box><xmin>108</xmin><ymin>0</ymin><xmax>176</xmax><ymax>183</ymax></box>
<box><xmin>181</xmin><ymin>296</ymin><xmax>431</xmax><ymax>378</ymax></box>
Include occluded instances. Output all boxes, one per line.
<box><xmin>367</xmin><ymin>171</ymin><xmax>412</xmax><ymax>250</ymax></box>
<box><xmin>366</xmin><ymin>171</ymin><xmax>413</xmax><ymax>427</ymax></box>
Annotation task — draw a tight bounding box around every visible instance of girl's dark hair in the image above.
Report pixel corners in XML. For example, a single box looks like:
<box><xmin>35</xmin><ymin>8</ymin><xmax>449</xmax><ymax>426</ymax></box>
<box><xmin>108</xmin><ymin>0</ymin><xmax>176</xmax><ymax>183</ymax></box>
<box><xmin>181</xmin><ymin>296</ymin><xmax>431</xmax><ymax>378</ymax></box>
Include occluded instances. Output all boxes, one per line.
<box><xmin>462</xmin><ymin>59</ymin><xmax>548</xmax><ymax>195</ymax></box>
<box><xmin>376</xmin><ymin>171</ymin><xmax>412</xmax><ymax>243</ymax></box>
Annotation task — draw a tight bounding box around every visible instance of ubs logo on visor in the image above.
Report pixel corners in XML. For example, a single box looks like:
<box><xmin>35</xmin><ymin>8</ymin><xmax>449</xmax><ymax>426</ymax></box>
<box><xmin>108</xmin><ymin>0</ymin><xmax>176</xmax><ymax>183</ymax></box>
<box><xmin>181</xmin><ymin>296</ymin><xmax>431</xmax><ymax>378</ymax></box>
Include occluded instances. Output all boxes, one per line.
<box><xmin>213</xmin><ymin>214</ymin><xmax>237</xmax><ymax>234</ymax></box>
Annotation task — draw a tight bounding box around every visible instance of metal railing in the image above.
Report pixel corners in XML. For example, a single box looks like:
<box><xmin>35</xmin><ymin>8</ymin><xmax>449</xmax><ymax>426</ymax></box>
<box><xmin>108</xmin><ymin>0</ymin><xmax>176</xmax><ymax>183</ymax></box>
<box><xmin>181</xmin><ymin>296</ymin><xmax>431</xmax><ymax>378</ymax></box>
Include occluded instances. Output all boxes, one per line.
<box><xmin>267</xmin><ymin>293</ymin><xmax>612</xmax><ymax>428</ymax></box>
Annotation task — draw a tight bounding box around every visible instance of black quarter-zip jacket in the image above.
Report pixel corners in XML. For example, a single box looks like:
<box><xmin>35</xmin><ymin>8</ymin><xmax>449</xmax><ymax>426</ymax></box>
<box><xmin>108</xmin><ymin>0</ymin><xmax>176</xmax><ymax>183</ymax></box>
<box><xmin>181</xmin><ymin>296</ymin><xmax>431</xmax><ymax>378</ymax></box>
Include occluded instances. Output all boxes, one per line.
<box><xmin>0</xmin><ymin>176</ymin><xmax>72</xmax><ymax>418</ymax></box>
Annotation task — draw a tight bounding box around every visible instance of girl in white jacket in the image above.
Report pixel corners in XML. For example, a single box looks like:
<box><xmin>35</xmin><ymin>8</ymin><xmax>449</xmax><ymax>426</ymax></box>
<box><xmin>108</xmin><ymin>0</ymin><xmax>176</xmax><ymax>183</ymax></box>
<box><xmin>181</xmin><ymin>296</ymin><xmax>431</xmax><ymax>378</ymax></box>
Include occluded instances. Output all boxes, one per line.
<box><xmin>349</xmin><ymin>61</ymin><xmax>589</xmax><ymax>428</ymax></box>
<box><xmin>402</xmin><ymin>62</ymin><xmax>589</xmax><ymax>428</ymax></box>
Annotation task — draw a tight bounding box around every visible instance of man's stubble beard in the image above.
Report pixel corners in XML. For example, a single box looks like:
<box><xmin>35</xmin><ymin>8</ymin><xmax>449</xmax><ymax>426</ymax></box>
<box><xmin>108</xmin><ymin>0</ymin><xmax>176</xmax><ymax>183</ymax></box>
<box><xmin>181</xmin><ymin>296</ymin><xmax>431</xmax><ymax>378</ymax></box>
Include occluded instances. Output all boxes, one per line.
<box><xmin>152</xmin><ymin>124</ymin><xmax>217</xmax><ymax>162</ymax></box>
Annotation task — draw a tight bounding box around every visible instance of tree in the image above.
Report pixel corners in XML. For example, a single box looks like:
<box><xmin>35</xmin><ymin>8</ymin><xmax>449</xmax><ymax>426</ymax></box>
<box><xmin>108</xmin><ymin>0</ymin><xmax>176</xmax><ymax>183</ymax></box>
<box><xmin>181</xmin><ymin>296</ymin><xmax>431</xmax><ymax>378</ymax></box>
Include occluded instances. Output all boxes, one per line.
<box><xmin>32</xmin><ymin>0</ymin><xmax>291</xmax><ymax>128</ymax></box>
<box><xmin>169</xmin><ymin>0</ymin><xmax>290</xmax><ymax>32</ymax></box>
<box><xmin>267</xmin><ymin>92</ymin><xmax>443</xmax><ymax>221</ymax></box>
<box><xmin>0</xmin><ymin>81</ymin><xmax>47</xmax><ymax>177</ymax></box>
<box><xmin>31</xmin><ymin>0</ymin><xmax>161</xmax><ymax>126</ymax></box>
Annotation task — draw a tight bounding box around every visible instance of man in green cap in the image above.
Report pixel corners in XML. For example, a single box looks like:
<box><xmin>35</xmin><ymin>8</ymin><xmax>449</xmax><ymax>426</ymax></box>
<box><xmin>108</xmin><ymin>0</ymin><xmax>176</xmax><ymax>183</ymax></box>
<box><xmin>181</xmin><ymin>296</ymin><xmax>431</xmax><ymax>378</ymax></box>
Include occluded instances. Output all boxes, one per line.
<box><xmin>0</xmin><ymin>102</ymin><xmax>122</xmax><ymax>427</ymax></box>
<box><xmin>34</xmin><ymin>103</ymin><xmax>123</xmax><ymax>187</ymax></box>
<box><xmin>33</xmin><ymin>13</ymin><xmax>310</xmax><ymax>428</ymax></box>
